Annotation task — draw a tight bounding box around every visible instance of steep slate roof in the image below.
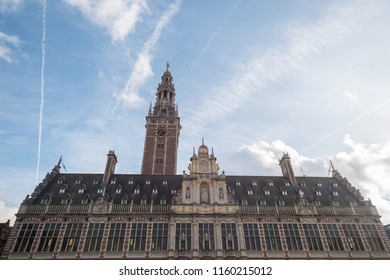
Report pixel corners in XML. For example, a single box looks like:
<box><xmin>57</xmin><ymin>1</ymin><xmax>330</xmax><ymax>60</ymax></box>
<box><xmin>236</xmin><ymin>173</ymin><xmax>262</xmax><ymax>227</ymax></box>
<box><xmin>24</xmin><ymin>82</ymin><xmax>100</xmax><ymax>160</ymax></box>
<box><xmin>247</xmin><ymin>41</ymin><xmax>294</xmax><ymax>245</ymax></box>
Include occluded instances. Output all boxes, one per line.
<box><xmin>31</xmin><ymin>173</ymin><xmax>183</xmax><ymax>205</ymax></box>
<box><xmin>30</xmin><ymin>172</ymin><xmax>364</xmax><ymax>208</ymax></box>
<box><xmin>226</xmin><ymin>175</ymin><xmax>365</xmax><ymax>207</ymax></box>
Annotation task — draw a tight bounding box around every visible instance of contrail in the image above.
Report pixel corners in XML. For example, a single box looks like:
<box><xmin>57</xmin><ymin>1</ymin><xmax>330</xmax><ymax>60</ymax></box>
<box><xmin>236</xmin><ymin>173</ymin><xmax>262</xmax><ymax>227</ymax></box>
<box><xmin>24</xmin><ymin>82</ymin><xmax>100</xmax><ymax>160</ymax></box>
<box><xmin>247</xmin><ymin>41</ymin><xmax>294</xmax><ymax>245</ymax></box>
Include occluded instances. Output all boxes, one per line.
<box><xmin>35</xmin><ymin>0</ymin><xmax>47</xmax><ymax>185</ymax></box>
<box><xmin>300</xmin><ymin>99</ymin><xmax>390</xmax><ymax>154</ymax></box>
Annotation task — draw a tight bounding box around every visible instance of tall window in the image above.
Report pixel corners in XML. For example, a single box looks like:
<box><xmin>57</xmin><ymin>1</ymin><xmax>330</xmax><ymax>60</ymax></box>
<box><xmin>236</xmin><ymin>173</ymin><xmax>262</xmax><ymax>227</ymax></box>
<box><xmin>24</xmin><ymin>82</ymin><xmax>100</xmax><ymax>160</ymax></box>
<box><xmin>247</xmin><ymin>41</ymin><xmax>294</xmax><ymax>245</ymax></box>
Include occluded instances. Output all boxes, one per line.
<box><xmin>176</xmin><ymin>223</ymin><xmax>191</xmax><ymax>251</ymax></box>
<box><xmin>221</xmin><ymin>223</ymin><xmax>238</xmax><ymax>251</ymax></box>
<box><xmin>361</xmin><ymin>224</ymin><xmax>385</xmax><ymax>251</ymax></box>
<box><xmin>322</xmin><ymin>224</ymin><xmax>344</xmax><ymax>251</ymax></box>
<box><xmin>199</xmin><ymin>223</ymin><xmax>214</xmax><ymax>251</ymax></box>
<box><xmin>61</xmin><ymin>223</ymin><xmax>83</xmax><ymax>252</ymax></box>
<box><xmin>129</xmin><ymin>223</ymin><xmax>148</xmax><ymax>251</ymax></box>
<box><xmin>263</xmin><ymin>223</ymin><xmax>282</xmax><ymax>251</ymax></box>
<box><xmin>342</xmin><ymin>224</ymin><xmax>365</xmax><ymax>251</ymax></box>
<box><xmin>303</xmin><ymin>224</ymin><xmax>323</xmax><ymax>250</ymax></box>
<box><xmin>37</xmin><ymin>223</ymin><xmax>61</xmax><ymax>252</ymax></box>
<box><xmin>106</xmin><ymin>223</ymin><xmax>126</xmax><ymax>252</ymax></box>
<box><xmin>283</xmin><ymin>224</ymin><xmax>302</xmax><ymax>250</ymax></box>
<box><xmin>151</xmin><ymin>223</ymin><xmax>168</xmax><ymax>251</ymax></box>
<box><xmin>243</xmin><ymin>223</ymin><xmax>261</xmax><ymax>251</ymax></box>
<box><xmin>13</xmin><ymin>223</ymin><xmax>39</xmax><ymax>253</ymax></box>
<box><xmin>84</xmin><ymin>223</ymin><xmax>105</xmax><ymax>251</ymax></box>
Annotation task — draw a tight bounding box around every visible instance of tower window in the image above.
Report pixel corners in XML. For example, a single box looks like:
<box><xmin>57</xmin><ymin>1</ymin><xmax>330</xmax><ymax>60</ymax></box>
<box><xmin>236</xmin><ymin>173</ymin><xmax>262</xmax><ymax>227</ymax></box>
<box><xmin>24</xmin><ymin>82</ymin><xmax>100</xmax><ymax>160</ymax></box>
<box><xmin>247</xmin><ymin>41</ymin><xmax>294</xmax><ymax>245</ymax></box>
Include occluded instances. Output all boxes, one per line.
<box><xmin>157</xmin><ymin>143</ymin><xmax>164</xmax><ymax>149</ymax></box>
<box><xmin>156</xmin><ymin>158</ymin><xmax>164</xmax><ymax>164</ymax></box>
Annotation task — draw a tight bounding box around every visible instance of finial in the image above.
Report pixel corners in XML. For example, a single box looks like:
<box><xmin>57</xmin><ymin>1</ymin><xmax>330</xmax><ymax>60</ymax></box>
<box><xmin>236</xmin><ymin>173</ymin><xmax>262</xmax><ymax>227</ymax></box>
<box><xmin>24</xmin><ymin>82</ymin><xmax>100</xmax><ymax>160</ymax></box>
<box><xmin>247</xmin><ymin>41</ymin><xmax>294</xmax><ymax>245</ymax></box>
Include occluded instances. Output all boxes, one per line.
<box><xmin>57</xmin><ymin>155</ymin><xmax>62</xmax><ymax>167</ymax></box>
<box><xmin>330</xmin><ymin>160</ymin><xmax>335</xmax><ymax>171</ymax></box>
<box><xmin>211</xmin><ymin>147</ymin><xmax>214</xmax><ymax>156</ymax></box>
<box><xmin>202</xmin><ymin>137</ymin><xmax>204</xmax><ymax>146</ymax></box>
<box><xmin>166</xmin><ymin>61</ymin><xmax>170</xmax><ymax>70</ymax></box>
<box><xmin>193</xmin><ymin>147</ymin><xmax>195</xmax><ymax>156</ymax></box>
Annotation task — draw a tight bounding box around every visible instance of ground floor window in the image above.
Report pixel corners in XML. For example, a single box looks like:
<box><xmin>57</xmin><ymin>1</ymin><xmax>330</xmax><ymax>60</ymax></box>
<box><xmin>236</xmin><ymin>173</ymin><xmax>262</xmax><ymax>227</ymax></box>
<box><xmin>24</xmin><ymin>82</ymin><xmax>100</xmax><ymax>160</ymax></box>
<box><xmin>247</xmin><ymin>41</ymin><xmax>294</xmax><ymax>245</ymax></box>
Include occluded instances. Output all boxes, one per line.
<box><xmin>13</xmin><ymin>223</ymin><xmax>39</xmax><ymax>253</ymax></box>
<box><xmin>361</xmin><ymin>224</ymin><xmax>385</xmax><ymax>251</ymax></box>
<box><xmin>323</xmin><ymin>224</ymin><xmax>344</xmax><ymax>251</ymax></box>
<box><xmin>243</xmin><ymin>223</ymin><xmax>261</xmax><ymax>251</ymax></box>
<box><xmin>129</xmin><ymin>223</ymin><xmax>148</xmax><ymax>251</ymax></box>
<box><xmin>84</xmin><ymin>223</ymin><xmax>105</xmax><ymax>252</ymax></box>
<box><xmin>221</xmin><ymin>223</ymin><xmax>238</xmax><ymax>251</ymax></box>
<box><xmin>283</xmin><ymin>224</ymin><xmax>303</xmax><ymax>250</ymax></box>
<box><xmin>303</xmin><ymin>224</ymin><xmax>323</xmax><ymax>251</ymax></box>
<box><xmin>107</xmin><ymin>223</ymin><xmax>126</xmax><ymax>252</ymax></box>
<box><xmin>151</xmin><ymin>223</ymin><xmax>168</xmax><ymax>251</ymax></box>
<box><xmin>61</xmin><ymin>223</ymin><xmax>84</xmax><ymax>252</ymax></box>
<box><xmin>176</xmin><ymin>223</ymin><xmax>191</xmax><ymax>251</ymax></box>
<box><xmin>342</xmin><ymin>224</ymin><xmax>365</xmax><ymax>251</ymax></box>
<box><xmin>263</xmin><ymin>223</ymin><xmax>282</xmax><ymax>251</ymax></box>
<box><xmin>199</xmin><ymin>223</ymin><xmax>214</xmax><ymax>251</ymax></box>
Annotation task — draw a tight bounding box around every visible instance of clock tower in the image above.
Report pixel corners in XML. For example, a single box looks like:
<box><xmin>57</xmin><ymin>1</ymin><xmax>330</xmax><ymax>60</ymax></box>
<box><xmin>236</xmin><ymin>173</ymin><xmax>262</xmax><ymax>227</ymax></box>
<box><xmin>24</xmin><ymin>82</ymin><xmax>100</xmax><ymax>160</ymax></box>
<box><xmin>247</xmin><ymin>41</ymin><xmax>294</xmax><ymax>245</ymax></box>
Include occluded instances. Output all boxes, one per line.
<box><xmin>141</xmin><ymin>63</ymin><xmax>181</xmax><ymax>175</ymax></box>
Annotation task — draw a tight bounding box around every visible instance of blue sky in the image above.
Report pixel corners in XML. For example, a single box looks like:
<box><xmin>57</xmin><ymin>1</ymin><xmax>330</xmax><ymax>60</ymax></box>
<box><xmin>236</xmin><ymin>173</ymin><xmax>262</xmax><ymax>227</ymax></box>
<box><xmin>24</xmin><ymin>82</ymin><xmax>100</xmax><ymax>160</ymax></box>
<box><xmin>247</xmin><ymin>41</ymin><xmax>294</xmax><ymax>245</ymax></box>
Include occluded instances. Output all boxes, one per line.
<box><xmin>1</xmin><ymin>0</ymin><xmax>390</xmax><ymax>224</ymax></box>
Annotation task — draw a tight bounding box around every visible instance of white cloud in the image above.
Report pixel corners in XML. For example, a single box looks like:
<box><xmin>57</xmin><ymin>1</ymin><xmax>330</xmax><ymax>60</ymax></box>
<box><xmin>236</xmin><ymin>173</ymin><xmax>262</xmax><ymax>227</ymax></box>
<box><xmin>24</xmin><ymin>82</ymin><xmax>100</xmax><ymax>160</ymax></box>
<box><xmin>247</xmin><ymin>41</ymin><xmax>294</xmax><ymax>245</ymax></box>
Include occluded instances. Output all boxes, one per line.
<box><xmin>186</xmin><ymin>0</ymin><xmax>384</xmax><ymax>133</ymax></box>
<box><xmin>0</xmin><ymin>31</ymin><xmax>21</xmax><ymax>63</ymax></box>
<box><xmin>0</xmin><ymin>200</ymin><xmax>18</xmax><ymax>225</ymax></box>
<box><xmin>240</xmin><ymin>135</ymin><xmax>390</xmax><ymax>224</ymax></box>
<box><xmin>116</xmin><ymin>0</ymin><xmax>181</xmax><ymax>107</ymax></box>
<box><xmin>0</xmin><ymin>0</ymin><xmax>23</xmax><ymax>12</ymax></box>
<box><xmin>63</xmin><ymin>0</ymin><xmax>149</xmax><ymax>41</ymax></box>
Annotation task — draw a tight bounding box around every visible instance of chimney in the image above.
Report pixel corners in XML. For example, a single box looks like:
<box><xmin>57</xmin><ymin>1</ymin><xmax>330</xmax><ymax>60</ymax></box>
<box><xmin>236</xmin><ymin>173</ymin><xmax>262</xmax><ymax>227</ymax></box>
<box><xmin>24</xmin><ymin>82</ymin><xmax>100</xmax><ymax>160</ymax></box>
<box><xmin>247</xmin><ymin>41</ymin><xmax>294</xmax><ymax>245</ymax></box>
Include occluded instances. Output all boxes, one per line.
<box><xmin>103</xmin><ymin>150</ymin><xmax>118</xmax><ymax>184</ymax></box>
<box><xmin>279</xmin><ymin>153</ymin><xmax>297</xmax><ymax>185</ymax></box>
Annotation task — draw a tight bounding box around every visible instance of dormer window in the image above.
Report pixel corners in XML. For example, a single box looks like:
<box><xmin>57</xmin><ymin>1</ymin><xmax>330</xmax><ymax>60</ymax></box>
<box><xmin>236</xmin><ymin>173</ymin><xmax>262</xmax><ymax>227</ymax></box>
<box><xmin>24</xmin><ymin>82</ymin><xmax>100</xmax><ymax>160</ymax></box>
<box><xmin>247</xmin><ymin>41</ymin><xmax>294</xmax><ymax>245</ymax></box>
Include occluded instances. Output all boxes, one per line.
<box><xmin>110</xmin><ymin>178</ymin><xmax>116</xmax><ymax>184</ymax></box>
<box><xmin>57</xmin><ymin>178</ymin><xmax>64</xmax><ymax>184</ymax></box>
<box><xmin>163</xmin><ymin>179</ymin><xmax>167</xmax><ymax>185</ymax></box>
<box><xmin>93</xmin><ymin>179</ymin><xmax>99</xmax><ymax>185</ymax></box>
<box><xmin>332</xmin><ymin>200</ymin><xmax>340</xmax><ymax>207</ymax></box>
<box><xmin>59</xmin><ymin>187</ymin><xmax>66</xmax><ymax>194</ymax></box>
<box><xmin>247</xmin><ymin>189</ymin><xmax>253</xmax><ymax>195</ymax></box>
<box><xmin>140</xmin><ymin>199</ymin><xmax>147</xmax><ymax>205</ymax></box>
<box><xmin>116</xmin><ymin>188</ymin><xmax>121</xmax><ymax>194</ymax></box>
<box><xmin>277</xmin><ymin>199</ymin><xmax>285</xmax><ymax>206</ymax></box>
<box><xmin>40</xmin><ymin>198</ymin><xmax>49</xmax><ymax>205</ymax></box>
<box><xmin>259</xmin><ymin>196</ymin><xmax>267</xmax><ymax>205</ymax></box>
<box><xmin>315</xmin><ymin>190</ymin><xmax>322</xmax><ymax>196</ymax></box>
<box><xmin>332</xmin><ymin>190</ymin><xmax>339</xmax><ymax>196</ymax></box>
<box><xmin>252</xmin><ymin>181</ymin><xmax>257</xmax><ymax>186</ymax></box>
<box><xmin>285</xmin><ymin>182</ymin><xmax>290</xmax><ymax>186</ymax></box>
<box><xmin>128</xmin><ymin>178</ymin><xmax>134</xmax><ymax>185</ymax></box>
<box><xmin>121</xmin><ymin>198</ymin><xmax>128</xmax><ymax>204</ymax></box>
<box><xmin>61</xmin><ymin>198</ymin><xmax>69</xmax><ymax>205</ymax></box>
<box><xmin>301</xmin><ymin>182</ymin><xmax>306</xmax><ymax>187</ymax></box>
<box><xmin>264</xmin><ymin>190</ymin><xmax>270</xmax><ymax>195</ymax></box>
<box><xmin>236</xmin><ymin>181</ymin><xmax>241</xmax><ymax>186</ymax></box>
<box><xmin>282</xmin><ymin>190</ymin><xmax>287</xmax><ymax>195</ymax></box>
<box><xmin>171</xmin><ymin>189</ymin><xmax>177</xmax><ymax>194</ymax></box>
<box><xmin>316</xmin><ymin>182</ymin><xmax>322</xmax><ymax>187</ymax></box>
<box><xmin>314</xmin><ymin>200</ymin><xmax>321</xmax><ymax>206</ymax></box>
<box><xmin>152</xmin><ymin>188</ymin><xmax>158</xmax><ymax>195</ymax></box>
<box><xmin>268</xmin><ymin>182</ymin><xmax>274</xmax><ymax>186</ymax></box>
<box><xmin>160</xmin><ymin>199</ymin><xmax>167</xmax><ymax>205</ymax></box>
<box><xmin>81</xmin><ymin>198</ymin><xmax>89</xmax><ymax>204</ymax></box>
<box><xmin>332</xmin><ymin>182</ymin><xmax>338</xmax><ymax>187</ymax></box>
<box><xmin>134</xmin><ymin>188</ymin><xmax>140</xmax><ymax>194</ymax></box>
<box><xmin>146</xmin><ymin>179</ymin><xmax>151</xmax><ymax>185</ymax></box>
<box><xmin>75</xmin><ymin>178</ymin><xmax>82</xmax><ymax>184</ymax></box>
<box><xmin>241</xmin><ymin>199</ymin><xmax>248</xmax><ymax>205</ymax></box>
<box><xmin>97</xmin><ymin>188</ymin><xmax>103</xmax><ymax>194</ymax></box>
<box><xmin>78</xmin><ymin>188</ymin><xmax>84</xmax><ymax>194</ymax></box>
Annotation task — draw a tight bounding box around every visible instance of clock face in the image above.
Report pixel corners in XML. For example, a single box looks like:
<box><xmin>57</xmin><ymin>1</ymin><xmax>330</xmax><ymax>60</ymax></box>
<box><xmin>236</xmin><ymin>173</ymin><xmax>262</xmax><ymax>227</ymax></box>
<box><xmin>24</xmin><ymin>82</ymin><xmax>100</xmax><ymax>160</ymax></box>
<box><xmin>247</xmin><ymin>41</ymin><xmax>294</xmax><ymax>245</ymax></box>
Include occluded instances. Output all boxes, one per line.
<box><xmin>157</xmin><ymin>128</ymin><xmax>167</xmax><ymax>137</ymax></box>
